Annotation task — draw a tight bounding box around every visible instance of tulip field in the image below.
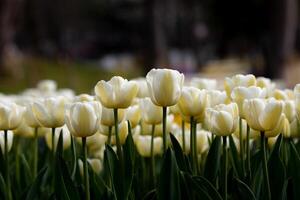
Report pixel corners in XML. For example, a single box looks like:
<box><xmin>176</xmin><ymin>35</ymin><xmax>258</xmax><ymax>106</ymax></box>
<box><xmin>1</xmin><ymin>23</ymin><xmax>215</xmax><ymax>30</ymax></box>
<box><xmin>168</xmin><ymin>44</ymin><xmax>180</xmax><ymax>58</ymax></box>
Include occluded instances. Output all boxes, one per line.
<box><xmin>1</xmin><ymin>68</ymin><xmax>300</xmax><ymax>200</ymax></box>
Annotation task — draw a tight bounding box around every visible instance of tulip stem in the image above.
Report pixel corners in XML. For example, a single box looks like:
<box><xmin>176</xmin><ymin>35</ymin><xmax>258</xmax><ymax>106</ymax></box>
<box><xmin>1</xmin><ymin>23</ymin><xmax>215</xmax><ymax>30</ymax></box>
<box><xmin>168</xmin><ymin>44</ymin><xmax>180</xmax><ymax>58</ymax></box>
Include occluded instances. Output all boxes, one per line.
<box><xmin>52</xmin><ymin>128</ymin><xmax>56</xmax><ymax>159</ymax></box>
<box><xmin>181</xmin><ymin>120</ymin><xmax>186</xmax><ymax>153</ymax></box>
<box><xmin>107</xmin><ymin>126</ymin><xmax>112</xmax><ymax>145</ymax></box>
<box><xmin>239</xmin><ymin>118</ymin><xmax>245</xmax><ymax>177</ymax></box>
<box><xmin>222</xmin><ymin>136</ymin><xmax>228</xmax><ymax>200</ymax></box>
<box><xmin>33</xmin><ymin>127</ymin><xmax>38</xmax><ymax>178</ymax></box>
<box><xmin>193</xmin><ymin>121</ymin><xmax>198</xmax><ymax>174</ymax></box>
<box><xmin>190</xmin><ymin>116</ymin><xmax>196</xmax><ymax>174</ymax></box>
<box><xmin>113</xmin><ymin>109</ymin><xmax>123</xmax><ymax>164</ymax></box>
<box><xmin>82</xmin><ymin>137</ymin><xmax>90</xmax><ymax>200</ymax></box>
<box><xmin>150</xmin><ymin>124</ymin><xmax>156</xmax><ymax>186</ymax></box>
<box><xmin>162</xmin><ymin>107</ymin><xmax>167</xmax><ymax>152</ymax></box>
<box><xmin>261</xmin><ymin>131</ymin><xmax>271</xmax><ymax>200</ymax></box>
<box><xmin>4</xmin><ymin>130</ymin><xmax>12</xmax><ymax>200</ymax></box>
<box><xmin>246</xmin><ymin>124</ymin><xmax>251</xmax><ymax>179</ymax></box>
<box><xmin>71</xmin><ymin>135</ymin><xmax>77</xmax><ymax>179</ymax></box>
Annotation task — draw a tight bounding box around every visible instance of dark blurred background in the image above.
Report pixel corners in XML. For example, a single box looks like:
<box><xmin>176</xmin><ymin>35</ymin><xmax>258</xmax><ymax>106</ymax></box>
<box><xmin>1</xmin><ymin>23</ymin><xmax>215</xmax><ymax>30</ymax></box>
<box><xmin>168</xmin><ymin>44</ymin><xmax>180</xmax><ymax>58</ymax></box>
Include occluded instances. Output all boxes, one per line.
<box><xmin>0</xmin><ymin>0</ymin><xmax>300</xmax><ymax>93</ymax></box>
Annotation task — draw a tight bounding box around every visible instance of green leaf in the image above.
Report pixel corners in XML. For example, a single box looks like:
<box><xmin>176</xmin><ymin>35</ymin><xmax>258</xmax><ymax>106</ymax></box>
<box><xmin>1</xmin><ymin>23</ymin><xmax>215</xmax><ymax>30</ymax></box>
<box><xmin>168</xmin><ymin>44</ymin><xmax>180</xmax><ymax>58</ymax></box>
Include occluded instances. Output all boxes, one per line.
<box><xmin>183</xmin><ymin>173</ymin><xmax>213</xmax><ymax>200</ymax></box>
<box><xmin>193</xmin><ymin>176</ymin><xmax>223</xmax><ymax>200</ymax></box>
<box><xmin>204</xmin><ymin>136</ymin><xmax>221</xmax><ymax>184</ymax></box>
<box><xmin>26</xmin><ymin>167</ymin><xmax>47</xmax><ymax>200</ymax></box>
<box><xmin>288</xmin><ymin>140</ymin><xmax>300</xmax><ymax>200</ymax></box>
<box><xmin>0</xmin><ymin>173</ymin><xmax>7</xmax><ymax>200</ymax></box>
<box><xmin>170</xmin><ymin>133</ymin><xmax>190</xmax><ymax>172</ymax></box>
<box><xmin>229</xmin><ymin>135</ymin><xmax>243</xmax><ymax>178</ymax></box>
<box><xmin>234</xmin><ymin>178</ymin><xmax>256</xmax><ymax>200</ymax></box>
<box><xmin>157</xmin><ymin>148</ymin><xmax>181</xmax><ymax>200</ymax></box>
<box><xmin>265</xmin><ymin>134</ymin><xmax>286</xmax><ymax>200</ymax></box>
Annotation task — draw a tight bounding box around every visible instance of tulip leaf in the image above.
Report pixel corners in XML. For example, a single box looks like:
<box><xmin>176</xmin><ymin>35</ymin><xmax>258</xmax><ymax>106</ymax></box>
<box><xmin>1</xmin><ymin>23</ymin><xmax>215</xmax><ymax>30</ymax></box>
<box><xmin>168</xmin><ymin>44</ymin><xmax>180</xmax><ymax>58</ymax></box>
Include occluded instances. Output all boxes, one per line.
<box><xmin>157</xmin><ymin>148</ymin><xmax>181</xmax><ymax>200</ymax></box>
<box><xmin>204</xmin><ymin>136</ymin><xmax>221</xmax><ymax>184</ymax></box>
<box><xmin>0</xmin><ymin>173</ymin><xmax>7</xmax><ymax>200</ymax></box>
<box><xmin>179</xmin><ymin>172</ymin><xmax>192</xmax><ymax>200</ymax></box>
<box><xmin>288</xmin><ymin>140</ymin><xmax>300</xmax><ymax>200</ymax></box>
<box><xmin>193</xmin><ymin>176</ymin><xmax>223</xmax><ymax>200</ymax></box>
<box><xmin>234</xmin><ymin>178</ymin><xmax>256</xmax><ymax>200</ymax></box>
<box><xmin>250</xmin><ymin>151</ymin><xmax>262</xmax><ymax>199</ymax></box>
<box><xmin>170</xmin><ymin>133</ymin><xmax>190</xmax><ymax>172</ymax></box>
<box><xmin>123</xmin><ymin>121</ymin><xmax>136</xmax><ymax>199</ymax></box>
<box><xmin>25</xmin><ymin>167</ymin><xmax>47</xmax><ymax>200</ymax></box>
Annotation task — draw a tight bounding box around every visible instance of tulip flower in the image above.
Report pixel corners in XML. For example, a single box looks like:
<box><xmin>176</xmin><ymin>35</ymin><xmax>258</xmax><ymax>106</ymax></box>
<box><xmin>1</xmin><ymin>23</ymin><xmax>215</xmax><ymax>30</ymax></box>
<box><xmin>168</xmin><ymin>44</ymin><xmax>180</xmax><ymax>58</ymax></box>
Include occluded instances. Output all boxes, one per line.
<box><xmin>65</xmin><ymin>101</ymin><xmax>101</xmax><ymax>200</ymax></box>
<box><xmin>0</xmin><ymin>130</ymin><xmax>13</xmax><ymax>154</ymax></box>
<box><xmin>224</xmin><ymin>74</ymin><xmax>256</xmax><ymax>98</ymax></box>
<box><xmin>207</xmin><ymin>90</ymin><xmax>229</xmax><ymax>108</ymax></box>
<box><xmin>139</xmin><ymin>97</ymin><xmax>163</xmax><ymax>125</ymax></box>
<box><xmin>189</xmin><ymin>77</ymin><xmax>217</xmax><ymax>90</ymax></box>
<box><xmin>79</xmin><ymin>158</ymin><xmax>102</xmax><ymax>176</ymax></box>
<box><xmin>74</xmin><ymin>94</ymin><xmax>95</xmax><ymax>102</ymax></box>
<box><xmin>132</xmin><ymin>77</ymin><xmax>150</xmax><ymax>98</ymax></box>
<box><xmin>45</xmin><ymin>125</ymin><xmax>71</xmax><ymax>151</ymax></box>
<box><xmin>126</xmin><ymin>105</ymin><xmax>141</xmax><ymax>128</ymax></box>
<box><xmin>243</xmin><ymin>98</ymin><xmax>283</xmax><ymax>200</ymax></box>
<box><xmin>256</xmin><ymin>77</ymin><xmax>276</xmax><ymax>97</ymax></box>
<box><xmin>146</xmin><ymin>68</ymin><xmax>184</xmax><ymax>152</ymax></box>
<box><xmin>37</xmin><ymin>79</ymin><xmax>57</xmax><ymax>94</ymax></box>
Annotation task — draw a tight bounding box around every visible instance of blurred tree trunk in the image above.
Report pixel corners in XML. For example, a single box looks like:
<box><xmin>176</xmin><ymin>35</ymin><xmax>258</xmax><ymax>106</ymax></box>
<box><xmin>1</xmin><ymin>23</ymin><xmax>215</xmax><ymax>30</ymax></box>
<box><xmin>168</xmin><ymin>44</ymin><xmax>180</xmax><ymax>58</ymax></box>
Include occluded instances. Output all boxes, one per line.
<box><xmin>0</xmin><ymin>0</ymin><xmax>23</xmax><ymax>77</ymax></box>
<box><xmin>265</xmin><ymin>0</ymin><xmax>297</xmax><ymax>79</ymax></box>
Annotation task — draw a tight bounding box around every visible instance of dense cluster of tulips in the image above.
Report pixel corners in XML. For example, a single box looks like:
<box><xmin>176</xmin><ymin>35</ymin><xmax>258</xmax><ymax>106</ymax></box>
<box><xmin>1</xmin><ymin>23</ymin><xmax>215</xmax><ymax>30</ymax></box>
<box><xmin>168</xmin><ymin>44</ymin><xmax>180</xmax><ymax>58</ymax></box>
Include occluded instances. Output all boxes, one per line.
<box><xmin>0</xmin><ymin>68</ymin><xmax>300</xmax><ymax>200</ymax></box>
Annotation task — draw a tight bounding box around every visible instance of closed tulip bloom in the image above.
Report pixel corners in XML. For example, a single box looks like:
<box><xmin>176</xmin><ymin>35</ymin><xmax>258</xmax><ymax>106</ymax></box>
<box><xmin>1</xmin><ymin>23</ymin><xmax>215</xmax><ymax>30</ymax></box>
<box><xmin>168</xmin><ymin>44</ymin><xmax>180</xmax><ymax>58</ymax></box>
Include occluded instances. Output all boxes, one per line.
<box><xmin>32</xmin><ymin>97</ymin><xmax>66</xmax><ymax>128</ymax></box>
<box><xmin>109</xmin><ymin>121</ymin><xmax>128</xmax><ymax>145</ymax></box>
<box><xmin>189</xmin><ymin>78</ymin><xmax>217</xmax><ymax>90</ymax></box>
<box><xmin>233</xmin><ymin>118</ymin><xmax>260</xmax><ymax>140</ymax></box>
<box><xmin>178</xmin><ymin>87</ymin><xmax>208</xmax><ymax>121</ymax></box>
<box><xmin>139</xmin><ymin>97</ymin><xmax>162</xmax><ymax>125</ymax></box>
<box><xmin>283</xmin><ymin>100</ymin><xmax>296</xmax><ymax>122</ymax></box>
<box><xmin>146</xmin><ymin>68</ymin><xmax>184</xmax><ymax>107</ymax></box>
<box><xmin>94</xmin><ymin>76</ymin><xmax>138</xmax><ymax>108</ymax></box>
<box><xmin>231</xmin><ymin>86</ymin><xmax>266</xmax><ymax>118</ymax></box>
<box><xmin>196</xmin><ymin>130</ymin><xmax>210</xmax><ymax>154</ymax></box>
<box><xmin>141</xmin><ymin>115</ymin><xmax>174</xmax><ymax>137</ymax></box>
<box><xmin>86</xmin><ymin>133</ymin><xmax>107</xmax><ymax>153</ymax></box>
<box><xmin>45</xmin><ymin>125</ymin><xmax>71</xmax><ymax>151</ymax></box>
<box><xmin>243</xmin><ymin>98</ymin><xmax>283</xmax><ymax>131</ymax></box>
<box><xmin>224</xmin><ymin>74</ymin><xmax>256</xmax><ymax>98</ymax></box>
<box><xmin>126</xmin><ymin>105</ymin><xmax>141</xmax><ymax>128</ymax></box>
<box><xmin>74</xmin><ymin>94</ymin><xmax>95</xmax><ymax>102</ymax></box>
<box><xmin>282</xmin><ymin>115</ymin><xmax>291</xmax><ymax>138</ymax></box>
<box><xmin>37</xmin><ymin>79</ymin><xmax>57</xmax><ymax>93</ymax></box>
<box><xmin>264</xmin><ymin>114</ymin><xmax>285</xmax><ymax>137</ymax></box>
<box><xmin>79</xmin><ymin>158</ymin><xmax>102</xmax><ymax>176</ymax></box>
<box><xmin>296</xmin><ymin>94</ymin><xmax>300</xmax><ymax>121</ymax></box>
<box><xmin>24</xmin><ymin>103</ymin><xmax>40</xmax><ymax>128</ymax></box>
<box><xmin>272</xmin><ymin>89</ymin><xmax>289</xmax><ymax>100</ymax></box>
<box><xmin>207</xmin><ymin>90</ymin><xmax>229</xmax><ymax>107</ymax></box>
<box><xmin>206</xmin><ymin>103</ymin><xmax>239</xmax><ymax>136</ymax></box>
<box><xmin>65</xmin><ymin>101</ymin><xmax>101</xmax><ymax>137</ymax></box>
<box><xmin>0</xmin><ymin>130</ymin><xmax>13</xmax><ymax>153</ymax></box>
<box><xmin>0</xmin><ymin>102</ymin><xmax>25</xmax><ymax>130</ymax></box>
<box><xmin>101</xmin><ymin>106</ymin><xmax>125</xmax><ymax>126</ymax></box>
<box><xmin>257</xmin><ymin>77</ymin><xmax>276</xmax><ymax>97</ymax></box>
<box><xmin>135</xmin><ymin>135</ymin><xmax>163</xmax><ymax>157</ymax></box>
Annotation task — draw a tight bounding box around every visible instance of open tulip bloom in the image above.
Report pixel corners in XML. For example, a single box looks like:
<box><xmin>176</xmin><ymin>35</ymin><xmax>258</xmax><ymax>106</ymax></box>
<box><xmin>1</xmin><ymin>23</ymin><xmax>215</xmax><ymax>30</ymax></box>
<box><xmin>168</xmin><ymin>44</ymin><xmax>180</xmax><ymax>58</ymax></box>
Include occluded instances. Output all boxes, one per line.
<box><xmin>1</xmin><ymin>72</ymin><xmax>300</xmax><ymax>200</ymax></box>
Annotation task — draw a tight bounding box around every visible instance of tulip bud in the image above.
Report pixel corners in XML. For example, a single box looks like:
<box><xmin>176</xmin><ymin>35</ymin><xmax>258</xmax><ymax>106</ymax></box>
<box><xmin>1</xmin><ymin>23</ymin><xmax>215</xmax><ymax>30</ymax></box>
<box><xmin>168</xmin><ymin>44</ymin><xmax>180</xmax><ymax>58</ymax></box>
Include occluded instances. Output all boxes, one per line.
<box><xmin>101</xmin><ymin>106</ymin><xmax>125</xmax><ymax>126</ymax></box>
<box><xmin>243</xmin><ymin>98</ymin><xmax>283</xmax><ymax>132</ymax></box>
<box><xmin>146</xmin><ymin>68</ymin><xmax>184</xmax><ymax>107</ymax></box>
<box><xmin>37</xmin><ymin>79</ymin><xmax>57</xmax><ymax>93</ymax></box>
<box><xmin>206</xmin><ymin>103</ymin><xmax>239</xmax><ymax>136</ymax></box>
<box><xmin>135</xmin><ymin>135</ymin><xmax>163</xmax><ymax>157</ymax></box>
<box><xmin>65</xmin><ymin>101</ymin><xmax>101</xmax><ymax>137</ymax></box>
<box><xmin>109</xmin><ymin>121</ymin><xmax>128</xmax><ymax>145</ymax></box>
<box><xmin>139</xmin><ymin>97</ymin><xmax>163</xmax><ymax>125</ymax></box>
<box><xmin>45</xmin><ymin>125</ymin><xmax>71</xmax><ymax>151</ymax></box>
<box><xmin>0</xmin><ymin>102</ymin><xmax>25</xmax><ymax>130</ymax></box>
<box><xmin>207</xmin><ymin>90</ymin><xmax>229</xmax><ymax>108</ymax></box>
<box><xmin>132</xmin><ymin>78</ymin><xmax>150</xmax><ymax>98</ymax></box>
<box><xmin>126</xmin><ymin>105</ymin><xmax>141</xmax><ymax>128</ymax></box>
<box><xmin>24</xmin><ymin>103</ymin><xmax>40</xmax><ymax>128</ymax></box>
<box><xmin>224</xmin><ymin>74</ymin><xmax>256</xmax><ymax>98</ymax></box>
<box><xmin>94</xmin><ymin>76</ymin><xmax>138</xmax><ymax>108</ymax></box>
<box><xmin>79</xmin><ymin>158</ymin><xmax>102</xmax><ymax>176</ymax></box>
<box><xmin>32</xmin><ymin>97</ymin><xmax>66</xmax><ymax>128</ymax></box>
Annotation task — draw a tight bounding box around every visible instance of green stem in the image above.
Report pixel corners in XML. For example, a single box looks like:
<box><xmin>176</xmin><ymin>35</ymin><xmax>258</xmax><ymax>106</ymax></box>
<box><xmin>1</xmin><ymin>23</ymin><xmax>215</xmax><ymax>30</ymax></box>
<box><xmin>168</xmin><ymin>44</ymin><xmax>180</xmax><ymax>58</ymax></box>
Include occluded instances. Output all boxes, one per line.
<box><xmin>190</xmin><ymin>116</ymin><xmax>195</xmax><ymax>174</ymax></box>
<box><xmin>246</xmin><ymin>124</ymin><xmax>251</xmax><ymax>179</ymax></box>
<box><xmin>261</xmin><ymin>131</ymin><xmax>271</xmax><ymax>200</ymax></box>
<box><xmin>162</xmin><ymin>107</ymin><xmax>167</xmax><ymax>152</ymax></box>
<box><xmin>193</xmin><ymin>121</ymin><xmax>198</xmax><ymax>174</ymax></box>
<box><xmin>239</xmin><ymin>118</ymin><xmax>245</xmax><ymax>177</ymax></box>
<box><xmin>150</xmin><ymin>124</ymin><xmax>156</xmax><ymax>186</ymax></box>
<box><xmin>107</xmin><ymin>126</ymin><xmax>112</xmax><ymax>145</ymax></box>
<box><xmin>15</xmin><ymin>136</ymin><xmax>20</xmax><ymax>186</ymax></box>
<box><xmin>52</xmin><ymin>128</ymin><xmax>56</xmax><ymax>158</ymax></box>
<box><xmin>113</xmin><ymin>109</ymin><xmax>124</xmax><ymax>164</ymax></box>
<box><xmin>222</xmin><ymin>136</ymin><xmax>228</xmax><ymax>200</ymax></box>
<box><xmin>82</xmin><ymin>137</ymin><xmax>90</xmax><ymax>200</ymax></box>
<box><xmin>33</xmin><ymin>127</ymin><xmax>38</xmax><ymax>178</ymax></box>
<box><xmin>4</xmin><ymin>130</ymin><xmax>11</xmax><ymax>200</ymax></box>
<box><xmin>182</xmin><ymin>120</ymin><xmax>185</xmax><ymax>153</ymax></box>
<box><xmin>71</xmin><ymin>135</ymin><xmax>77</xmax><ymax>179</ymax></box>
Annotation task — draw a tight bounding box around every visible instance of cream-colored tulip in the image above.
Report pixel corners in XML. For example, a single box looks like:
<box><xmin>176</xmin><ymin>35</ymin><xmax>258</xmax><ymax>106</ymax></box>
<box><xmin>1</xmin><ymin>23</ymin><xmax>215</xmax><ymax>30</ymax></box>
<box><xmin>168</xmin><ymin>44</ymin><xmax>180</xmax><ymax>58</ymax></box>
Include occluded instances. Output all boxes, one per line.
<box><xmin>264</xmin><ymin>114</ymin><xmax>285</xmax><ymax>137</ymax></box>
<box><xmin>37</xmin><ymin>79</ymin><xmax>57</xmax><ymax>93</ymax></box>
<box><xmin>135</xmin><ymin>135</ymin><xmax>163</xmax><ymax>157</ymax></box>
<box><xmin>132</xmin><ymin>78</ymin><xmax>149</xmax><ymax>98</ymax></box>
<box><xmin>282</xmin><ymin>116</ymin><xmax>291</xmax><ymax>138</ymax></box>
<box><xmin>272</xmin><ymin>89</ymin><xmax>289</xmax><ymax>100</ymax></box>
<box><xmin>14</xmin><ymin>121</ymin><xmax>50</xmax><ymax>138</ymax></box>
<box><xmin>189</xmin><ymin>78</ymin><xmax>217</xmax><ymax>90</ymax></box>
<box><xmin>126</xmin><ymin>105</ymin><xmax>141</xmax><ymax>128</ymax></box>
<box><xmin>296</xmin><ymin>94</ymin><xmax>300</xmax><ymax>121</ymax></box>
<box><xmin>101</xmin><ymin>106</ymin><xmax>125</xmax><ymax>126</ymax></box>
<box><xmin>0</xmin><ymin>130</ymin><xmax>13</xmax><ymax>154</ymax></box>
<box><xmin>32</xmin><ymin>97</ymin><xmax>66</xmax><ymax>128</ymax></box>
<box><xmin>139</xmin><ymin>97</ymin><xmax>163</xmax><ymax>125</ymax></box>
<box><xmin>196</xmin><ymin>130</ymin><xmax>210</xmax><ymax>154</ymax></box>
<box><xmin>94</xmin><ymin>76</ymin><xmax>138</xmax><ymax>108</ymax></box>
<box><xmin>224</xmin><ymin>74</ymin><xmax>256</xmax><ymax>98</ymax></box>
<box><xmin>206</xmin><ymin>103</ymin><xmax>239</xmax><ymax>136</ymax></box>
<box><xmin>169</xmin><ymin>104</ymin><xmax>181</xmax><ymax>115</ymax></box>
<box><xmin>24</xmin><ymin>103</ymin><xmax>40</xmax><ymax>128</ymax></box>
<box><xmin>233</xmin><ymin>118</ymin><xmax>260</xmax><ymax>140</ymax></box>
<box><xmin>243</xmin><ymin>98</ymin><xmax>283</xmax><ymax>132</ymax></box>
<box><xmin>146</xmin><ymin>68</ymin><xmax>184</xmax><ymax>107</ymax></box>
<box><xmin>141</xmin><ymin>115</ymin><xmax>174</xmax><ymax>137</ymax></box>
<box><xmin>178</xmin><ymin>87</ymin><xmax>208</xmax><ymax>122</ymax></box>
<box><xmin>294</xmin><ymin>84</ymin><xmax>300</xmax><ymax>94</ymax></box>
<box><xmin>207</xmin><ymin>90</ymin><xmax>229</xmax><ymax>107</ymax></box>
<box><xmin>86</xmin><ymin>133</ymin><xmax>107</xmax><ymax>154</ymax></box>
<box><xmin>109</xmin><ymin>121</ymin><xmax>128</xmax><ymax>145</ymax></box>
<box><xmin>256</xmin><ymin>77</ymin><xmax>276</xmax><ymax>97</ymax></box>
<box><xmin>283</xmin><ymin>100</ymin><xmax>296</xmax><ymax>122</ymax></box>
<box><xmin>290</xmin><ymin>119</ymin><xmax>299</xmax><ymax>138</ymax></box>
<box><xmin>65</xmin><ymin>101</ymin><xmax>101</xmax><ymax>137</ymax></box>
<box><xmin>45</xmin><ymin>125</ymin><xmax>71</xmax><ymax>151</ymax></box>
<box><xmin>79</xmin><ymin>158</ymin><xmax>102</xmax><ymax>176</ymax></box>
<box><xmin>0</xmin><ymin>102</ymin><xmax>24</xmax><ymax>130</ymax></box>
<box><xmin>74</xmin><ymin>94</ymin><xmax>95</xmax><ymax>102</ymax></box>
<box><xmin>231</xmin><ymin>86</ymin><xmax>266</xmax><ymax>118</ymax></box>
